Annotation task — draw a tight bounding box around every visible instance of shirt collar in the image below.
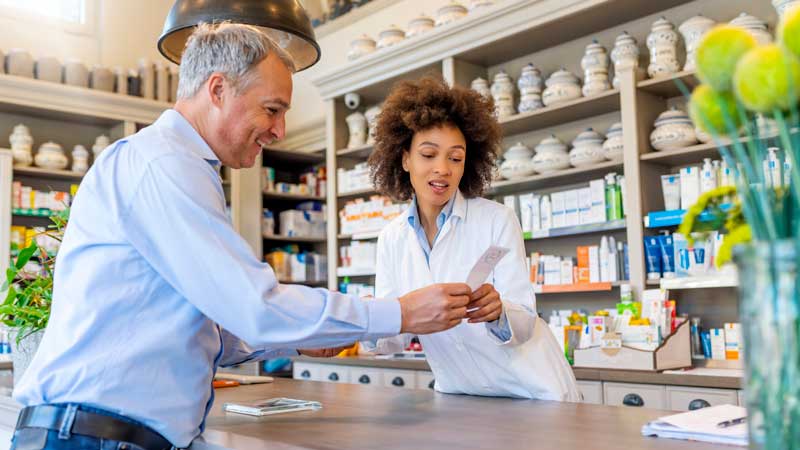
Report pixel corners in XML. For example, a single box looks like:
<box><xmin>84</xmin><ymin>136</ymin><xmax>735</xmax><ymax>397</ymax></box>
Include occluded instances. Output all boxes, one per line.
<box><xmin>407</xmin><ymin>191</ymin><xmax>461</xmax><ymax>229</ymax></box>
<box><xmin>154</xmin><ymin>109</ymin><xmax>220</xmax><ymax>165</ymax></box>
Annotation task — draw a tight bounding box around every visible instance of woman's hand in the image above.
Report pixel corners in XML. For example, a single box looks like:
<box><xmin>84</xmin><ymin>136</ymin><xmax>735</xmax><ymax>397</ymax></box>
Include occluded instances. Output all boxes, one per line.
<box><xmin>466</xmin><ymin>283</ymin><xmax>503</xmax><ymax>323</ymax></box>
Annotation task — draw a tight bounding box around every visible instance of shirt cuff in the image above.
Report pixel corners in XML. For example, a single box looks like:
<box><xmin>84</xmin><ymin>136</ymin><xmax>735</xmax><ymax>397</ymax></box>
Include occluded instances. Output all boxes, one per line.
<box><xmin>364</xmin><ymin>298</ymin><xmax>402</xmax><ymax>340</ymax></box>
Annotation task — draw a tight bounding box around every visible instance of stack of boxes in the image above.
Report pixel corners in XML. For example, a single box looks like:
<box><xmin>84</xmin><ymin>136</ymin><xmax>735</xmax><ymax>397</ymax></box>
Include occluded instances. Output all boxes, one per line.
<box><xmin>530</xmin><ymin>236</ymin><xmax>629</xmax><ymax>286</ymax></box>
<box><xmin>339</xmin><ymin>196</ymin><xmax>407</xmax><ymax>236</ymax></box>
<box><xmin>337</xmin><ymin>163</ymin><xmax>371</xmax><ymax>194</ymax></box>
<box><xmin>339</xmin><ymin>241</ymin><xmax>377</xmax><ymax>272</ymax></box>
<box><xmin>11</xmin><ymin>182</ymin><xmax>75</xmax><ymax>211</ymax></box>
<box><xmin>262</xmin><ymin>166</ymin><xmax>327</xmax><ymax>197</ymax></box>
<box><xmin>265</xmin><ymin>247</ymin><xmax>327</xmax><ymax>283</ymax></box>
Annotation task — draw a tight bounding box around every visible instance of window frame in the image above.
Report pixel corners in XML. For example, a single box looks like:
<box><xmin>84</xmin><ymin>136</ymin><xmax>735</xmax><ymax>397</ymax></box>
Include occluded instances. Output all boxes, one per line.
<box><xmin>0</xmin><ymin>0</ymin><xmax>98</xmax><ymax>36</ymax></box>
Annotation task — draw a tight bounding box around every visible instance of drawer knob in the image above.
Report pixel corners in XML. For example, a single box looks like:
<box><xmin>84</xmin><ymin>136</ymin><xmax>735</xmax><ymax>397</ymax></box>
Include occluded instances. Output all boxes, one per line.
<box><xmin>358</xmin><ymin>375</ymin><xmax>371</xmax><ymax>384</ymax></box>
<box><xmin>391</xmin><ymin>377</ymin><xmax>405</xmax><ymax>387</ymax></box>
<box><xmin>301</xmin><ymin>370</ymin><xmax>311</xmax><ymax>379</ymax></box>
<box><xmin>328</xmin><ymin>372</ymin><xmax>339</xmax><ymax>381</ymax></box>
<box><xmin>622</xmin><ymin>393</ymin><xmax>644</xmax><ymax>407</ymax></box>
<box><xmin>689</xmin><ymin>399</ymin><xmax>711</xmax><ymax>410</ymax></box>
<box><xmin>428</xmin><ymin>379</ymin><xmax>435</xmax><ymax>390</ymax></box>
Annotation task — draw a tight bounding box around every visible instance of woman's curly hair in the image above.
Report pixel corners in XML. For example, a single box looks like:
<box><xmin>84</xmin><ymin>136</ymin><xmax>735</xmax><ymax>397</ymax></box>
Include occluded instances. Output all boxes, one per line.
<box><xmin>367</xmin><ymin>76</ymin><xmax>502</xmax><ymax>201</ymax></box>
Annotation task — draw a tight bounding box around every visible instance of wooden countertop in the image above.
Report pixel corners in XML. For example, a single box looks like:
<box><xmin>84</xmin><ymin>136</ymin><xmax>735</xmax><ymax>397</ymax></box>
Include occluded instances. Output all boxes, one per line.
<box><xmin>293</xmin><ymin>356</ymin><xmax>743</xmax><ymax>389</ymax></box>
<box><xmin>196</xmin><ymin>378</ymin><xmax>730</xmax><ymax>450</ymax></box>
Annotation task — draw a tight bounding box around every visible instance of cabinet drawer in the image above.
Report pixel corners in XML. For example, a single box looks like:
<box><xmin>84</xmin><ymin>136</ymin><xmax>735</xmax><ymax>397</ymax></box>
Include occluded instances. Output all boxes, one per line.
<box><xmin>416</xmin><ymin>371</ymin><xmax>436</xmax><ymax>391</ymax></box>
<box><xmin>320</xmin><ymin>365</ymin><xmax>349</xmax><ymax>383</ymax></box>
<box><xmin>292</xmin><ymin>362</ymin><xmax>321</xmax><ymax>381</ymax></box>
<box><xmin>382</xmin><ymin>369</ymin><xmax>417</xmax><ymax>390</ymax></box>
<box><xmin>604</xmin><ymin>382</ymin><xmax>666</xmax><ymax>409</ymax></box>
<box><xmin>349</xmin><ymin>368</ymin><xmax>384</xmax><ymax>387</ymax></box>
<box><xmin>576</xmin><ymin>380</ymin><xmax>603</xmax><ymax>405</ymax></box>
<box><xmin>667</xmin><ymin>386</ymin><xmax>739</xmax><ymax>411</ymax></box>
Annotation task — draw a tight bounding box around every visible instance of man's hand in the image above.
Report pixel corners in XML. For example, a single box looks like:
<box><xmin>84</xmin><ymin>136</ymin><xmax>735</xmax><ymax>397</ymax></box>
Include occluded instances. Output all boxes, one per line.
<box><xmin>297</xmin><ymin>346</ymin><xmax>351</xmax><ymax>358</ymax></box>
<box><xmin>398</xmin><ymin>283</ymin><xmax>471</xmax><ymax>335</ymax></box>
<box><xmin>466</xmin><ymin>283</ymin><xmax>503</xmax><ymax>323</ymax></box>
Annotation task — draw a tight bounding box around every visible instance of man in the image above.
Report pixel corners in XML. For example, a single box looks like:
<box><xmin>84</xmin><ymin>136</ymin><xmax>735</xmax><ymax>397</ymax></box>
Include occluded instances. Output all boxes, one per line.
<box><xmin>11</xmin><ymin>23</ymin><xmax>471</xmax><ymax>450</ymax></box>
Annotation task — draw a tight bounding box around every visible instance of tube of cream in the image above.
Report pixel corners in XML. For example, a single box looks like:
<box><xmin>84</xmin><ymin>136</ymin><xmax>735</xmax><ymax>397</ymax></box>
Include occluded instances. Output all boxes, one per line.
<box><xmin>672</xmin><ymin>233</ymin><xmax>690</xmax><ymax>277</ymax></box>
<box><xmin>661</xmin><ymin>174</ymin><xmax>681</xmax><ymax>211</ymax></box>
<box><xmin>644</xmin><ymin>236</ymin><xmax>662</xmax><ymax>280</ymax></box>
<box><xmin>701</xmin><ymin>331</ymin><xmax>712</xmax><ymax>359</ymax></box>
<box><xmin>658</xmin><ymin>234</ymin><xmax>676</xmax><ymax>278</ymax></box>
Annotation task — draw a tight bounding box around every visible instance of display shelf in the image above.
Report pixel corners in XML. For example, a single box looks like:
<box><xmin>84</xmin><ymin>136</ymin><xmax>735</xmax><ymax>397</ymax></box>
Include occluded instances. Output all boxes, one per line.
<box><xmin>523</xmin><ymin>219</ymin><xmax>627</xmax><ymax>240</ymax></box>
<box><xmin>263</xmin><ymin>235</ymin><xmax>326</xmax><ymax>244</ymax></box>
<box><xmin>338</xmin><ymin>187</ymin><xmax>377</xmax><ymax>198</ymax></box>
<box><xmin>646</xmin><ymin>279</ymin><xmax>661</xmax><ymax>286</ymax></box>
<box><xmin>263</xmin><ymin>148</ymin><xmax>325</xmax><ymax>165</ymax></box>
<box><xmin>644</xmin><ymin>205</ymin><xmax>731</xmax><ymax>228</ymax></box>
<box><xmin>336</xmin><ymin>144</ymin><xmax>374</xmax><ymax>159</ymax></box>
<box><xmin>534</xmin><ymin>281</ymin><xmax>626</xmax><ymax>294</ymax></box>
<box><xmin>336</xmin><ymin>267</ymin><xmax>376</xmax><ymax>277</ymax></box>
<box><xmin>13</xmin><ymin>166</ymin><xmax>84</xmax><ymax>181</ymax></box>
<box><xmin>640</xmin><ymin>138</ymin><xmax>755</xmax><ymax>166</ymax></box>
<box><xmin>660</xmin><ymin>273</ymin><xmax>739</xmax><ymax>290</ymax></box>
<box><xmin>262</xmin><ymin>191</ymin><xmax>325</xmax><ymax>202</ymax></box>
<box><xmin>277</xmin><ymin>279</ymin><xmax>328</xmax><ymax>287</ymax></box>
<box><xmin>12</xmin><ymin>208</ymin><xmax>55</xmax><ymax>217</ymax></box>
<box><xmin>338</xmin><ymin>231</ymin><xmax>381</xmax><ymax>241</ymax></box>
<box><xmin>499</xmin><ymin>89</ymin><xmax>620</xmax><ymax>137</ymax></box>
<box><xmin>636</xmin><ymin>71</ymin><xmax>698</xmax><ymax>98</ymax></box>
<box><xmin>489</xmin><ymin>161</ymin><xmax>622</xmax><ymax>194</ymax></box>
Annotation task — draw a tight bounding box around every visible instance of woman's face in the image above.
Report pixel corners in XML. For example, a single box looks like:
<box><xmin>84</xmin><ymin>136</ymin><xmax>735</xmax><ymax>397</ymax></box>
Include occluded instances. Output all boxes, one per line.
<box><xmin>402</xmin><ymin>125</ymin><xmax>466</xmax><ymax>208</ymax></box>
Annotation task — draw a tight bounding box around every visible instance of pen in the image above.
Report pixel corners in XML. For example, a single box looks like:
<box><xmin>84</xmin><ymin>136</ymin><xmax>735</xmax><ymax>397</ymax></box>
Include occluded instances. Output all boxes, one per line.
<box><xmin>717</xmin><ymin>416</ymin><xmax>747</xmax><ymax>428</ymax></box>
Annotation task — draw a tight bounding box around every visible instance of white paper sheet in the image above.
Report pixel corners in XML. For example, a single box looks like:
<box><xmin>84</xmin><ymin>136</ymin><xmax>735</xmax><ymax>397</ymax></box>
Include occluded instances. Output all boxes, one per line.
<box><xmin>641</xmin><ymin>404</ymin><xmax>747</xmax><ymax>446</ymax></box>
<box><xmin>465</xmin><ymin>246</ymin><xmax>510</xmax><ymax>290</ymax></box>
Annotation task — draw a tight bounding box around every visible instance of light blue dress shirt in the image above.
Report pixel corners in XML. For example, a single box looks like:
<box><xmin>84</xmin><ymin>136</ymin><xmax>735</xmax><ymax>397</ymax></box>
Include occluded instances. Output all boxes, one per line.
<box><xmin>13</xmin><ymin>110</ymin><xmax>402</xmax><ymax>448</ymax></box>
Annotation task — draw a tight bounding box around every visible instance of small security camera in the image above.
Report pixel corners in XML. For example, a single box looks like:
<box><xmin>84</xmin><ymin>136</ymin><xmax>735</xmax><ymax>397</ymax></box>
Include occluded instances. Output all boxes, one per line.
<box><xmin>344</xmin><ymin>92</ymin><xmax>361</xmax><ymax>110</ymax></box>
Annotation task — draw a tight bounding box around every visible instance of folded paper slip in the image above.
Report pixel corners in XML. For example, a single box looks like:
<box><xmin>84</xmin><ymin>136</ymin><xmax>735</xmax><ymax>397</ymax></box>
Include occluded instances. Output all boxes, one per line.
<box><xmin>641</xmin><ymin>404</ymin><xmax>747</xmax><ymax>446</ymax></box>
<box><xmin>223</xmin><ymin>398</ymin><xmax>322</xmax><ymax>417</ymax></box>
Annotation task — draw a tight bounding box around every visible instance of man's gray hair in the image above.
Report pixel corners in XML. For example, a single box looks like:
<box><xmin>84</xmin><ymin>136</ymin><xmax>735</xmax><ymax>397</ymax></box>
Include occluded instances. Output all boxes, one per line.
<box><xmin>177</xmin><ymin>22</ymin><xmax>296</xmax><ymax>100</ymax></box>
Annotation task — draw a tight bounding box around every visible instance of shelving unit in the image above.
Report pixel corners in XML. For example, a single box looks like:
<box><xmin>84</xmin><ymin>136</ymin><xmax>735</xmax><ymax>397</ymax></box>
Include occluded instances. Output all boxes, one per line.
<box><xmin>262</xmin><ymin>191</ymin><xmax>326</xmax><ymax>202</ymax></box>
<box><xmin>263</xmin><ymin>235</ymin><xmax>327</xmax><ymax>244</ymax></box>
<box><xmin>524</xmin><ymin>219</ymin><xmax>627</xmax><ymax>240</ymax></box>
<box><xmin>498</xmin><ymin>89</ymin><xmax>620</xmax><ymax>136</ymax></box>
<box><xmin>534</xmin><ymin>281</ymin><xmax>625</xmax><ymax>295</ymax></box>
<box><xmin>336</xmin><ymin>267</ymin><xmax>376</xmax><ymax>277</ymax></box>
<box><xmin>12</xmin><ymin>166</ymin><xmax>84</xmax><ymax>181</ymax></box>
<box><xmin>337</xmin><ymin>187</ymin><xmax>377</xmax><ymax>198</ymax></box>
<box><xmin>336</xmin><ymin>143</ymin><xmax>374</xmax><ymax>158</ymax></box>
<box><xmin>489</xmin><ymin>160</ymin><xmax>623</xmax><ymax>194</ymax></box>
<box><xmin>660</xmin><ymin>273</ymin><xmax>739</xmax><ymax>290</ymax></box>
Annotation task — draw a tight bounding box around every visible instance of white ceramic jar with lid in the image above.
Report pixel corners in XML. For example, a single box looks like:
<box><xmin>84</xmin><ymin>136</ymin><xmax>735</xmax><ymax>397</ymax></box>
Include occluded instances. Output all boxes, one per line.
<box><xmin>9</xmin><ymin>124</ymin><xmax>33</xmax><ymax>167</ymax></box>
<box><xmin>603</xmin><ymin>122</ymin><xmax>624</xmax><ymax>160</ymax></box>
<box><xmin>490</xmin><ymin>70</ymin><xmax>516</xmax><ymax>118</ymax></box>
<box><xmin>542</xmin><ymin>68</ymin><xmax>582</xmax><ymax>107</ymax></box>
<box><xmin>91</xmin><ymin>65</ymin><xmax>115</xmax><ymax>92</ymax></box>
<box><xmin>347</xmin><ymin>35</ymin><xmax>377</xmax><ymax>61</ymax></box>
<box><xmin>471</xmin><ymin>77</ymin><xmax>491</xmax><ymax>99</ymax></box>
<box><xmin>407</xmin><ymin>14</ymin><xmax>435</xmax><ymax>38</ymax></box>
<box><xmin>92</xmin><ymin>134</ymin><xmax>111</xmax><ymax>159</ymax></box>
<box><xmin>35</xmin><ymin>141</ymin><xmax>68</xmax><ymax>170</ymax></box>
<box><xmin>730</xmin><ymin>12</ymin><xmax>772</xmax><ymax>45</ymax></box>
<box><xmin>346</xmin><ymin>111</ymin><xmax>368</xmax><ymax>149</ymax></box>
<box><xmin>581</xmin><ymin>39</ymin><xmax>611</xmax><ymax>97</ymax></box>
<box><xmin>610</xmin><ymin>31</ymin><xmax>640</xmax><ymax>89</ymax></box>
<box><xmin>499</xmin><ymin>142</ymin><xmax>536</xmax><ymax>179</ymax></box>
<box><xmin>532</xmin><ymin>134</ymin><xmax>570</xmax><ymax>174</ymax></box>
<box><xmin>377</xmin><ymin>25</ymin><xmax>406</xmax><ymax>49</ymax></box>
<box><xmin>570</xmin><ymin>128</ymin><xmax>606</xmax><ymax>167</ymax></box>
<box><xmin>646</xmin><ymin>17</ymin><xmax>681</xmax><ymax>79</ymax></box>
<box><xmin>650</xmin><ymin>107</ymin><xmax>698</xmax><ymax>151</ymax></box>
<box><xmin>6</xmin><ymin>49</ymin><xmax>34</xmax><ymax>78</ymax></box>
<box><xmin>435</xmin><ymin>1</ymin><xmax>468</xmax><ymax>26</ymax></box>
<box><xmin>679</xmin><ymin>15</ymin><xmax>716</xmax><ymax>71</ymax></box>
<box><xmin>71</xmin><ymin>144</ymin><xmax>90</xmax><ymax>174</ymax></box>
<box><xmin>517</xmin><ymin>63</ymin><xmax>543</xmax><ymax>113</ymax></box>
<box><xmin>364</xmin><ymin>105</ymin><xmax>382</xmax><ymax>145</ymax></box>
<box><xmin>34</xmin><ymin>57</ymin><xmax>61</xmax><ymax>83</ymax></box>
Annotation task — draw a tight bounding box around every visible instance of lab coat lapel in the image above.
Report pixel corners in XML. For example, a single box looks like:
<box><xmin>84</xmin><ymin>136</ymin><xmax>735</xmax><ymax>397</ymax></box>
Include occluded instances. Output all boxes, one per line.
<box><xmin>405</xmin><ymin>222</ymin><xmax>436</xmax><ymax>287</ymax></box>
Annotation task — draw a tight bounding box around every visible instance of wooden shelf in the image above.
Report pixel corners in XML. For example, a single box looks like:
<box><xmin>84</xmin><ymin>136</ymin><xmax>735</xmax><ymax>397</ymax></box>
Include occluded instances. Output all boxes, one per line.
<box><xmin>637</xmin><ymin>71</ymin><xmax>699</xmax><ymax>99</ymax></box>
<box><xmin>524</xmin><ymin>219</ymin><xmax>627</xmax><ymax>240</ymax></box>
<box><xmin>534</xmin><ymin>281</ymin><xmax>626</xmax><ymax>294</ymax></box>
<box><xmin>338</xmin><ymin>187</ymin><xmax>377</xmax><ymax>198</ymax></box>
<box><xmin>263</xmin><ymin>235</ymin><xmax>326</xmax><ymax>244</ymax></box>
<box><xmin>640</xmin><ymin>138</ymin><xmax>755</xmax><ymax>166</ymax></box>
<box><xmin>499</xmin><ymin>89</ymin><xmax>620</xmax><ymax>137</ymax></box>
<box><xmin>336</xmin><ymin>143</ymin><xmax>374</xmax><ymax>159</ymax></box>
<box><xmin>338</xmin><ymin>231</ymin><xmax>381</xmax><ymax>240</ymax></box>
<box><xmin>263</xmin><ymin>148</ymin><xmax>325</xmax><ymax>165</ymax></box>
<box><xmin>660</xmin><ymin>273</ymin><xmax>738</xmax><ymax>290</ymax></box>
<box><xmin>13</xmin><ymin>166</ymin><xmax>84</xmax><ymax>181</ymax></box>
<box><xmin>489</xmin><ymin>161</ymin><xmax>622</xmax><ymax>194</ymax></box>
<box><xmin>336</xmin><ymin>267</ymin><xmax>376</xmax><ymax>277</ymax></box>
<box><xmin>262</xmin><ymin>191</ymin><xmax>325</xmax><ymax>202</ymax></box>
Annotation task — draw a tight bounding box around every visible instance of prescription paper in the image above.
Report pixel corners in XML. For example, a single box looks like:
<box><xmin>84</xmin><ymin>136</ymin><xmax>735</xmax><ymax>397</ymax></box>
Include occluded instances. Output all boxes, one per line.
<box><xmin>465</xmin><ymin>246</ymin><xmax>510</xmax><ymax>290</ymax></box>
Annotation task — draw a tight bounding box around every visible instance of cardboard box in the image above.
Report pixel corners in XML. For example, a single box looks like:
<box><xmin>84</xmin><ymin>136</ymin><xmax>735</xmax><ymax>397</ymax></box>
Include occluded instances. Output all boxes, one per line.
<box><xmin>551</xmin><ymin>192</ymin><xmax>566</xmax><ymax>228</ymax></box>
<box><xmin>576</xmin><ymin>246</ymin><xmax>590</xmax><ymax>284</ymax></box>
<box><xmin>560</xmin><ymin>258</ymin><xmax>574</xmax><ymax>285</ymax></box>
<box><xmin>588</xmin><ymin>245</ymin><xmax>600</xmax><ymax>283</ymax></box>
<box><xmin>724</xmin><ymin>323</ymin><xmax>741</xmax><ymax>360</ymax></box>
<box><xmin>564</xmin><ymin>189</ymin><xmax>579</xmax><ymax>227</ymax></box>
<box><xmin>518</xmin><ymin>193</ymin><xmax>535</xmax><ymax>233</ymax></box>
<box><xmin>589</xmin><ymin>179</ymin><xmax>606</xmax><ymax>223</ymax></box>
<box><xmin>578</xmin><ymin>187</ymin><xmax>592</xmax><ymax>225</ymax></box>
<box><xmin>710</xmin><ymin>328</ymin><xmax>726</xmax><ymax>360</ymax></box>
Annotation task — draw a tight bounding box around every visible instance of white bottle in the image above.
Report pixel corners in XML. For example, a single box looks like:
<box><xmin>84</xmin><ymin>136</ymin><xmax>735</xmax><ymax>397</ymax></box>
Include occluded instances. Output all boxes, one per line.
<box><xmin>700</xmin><ymin>158</ymin><xmax>718</xmax><ymax>193</ymax></box>
<box><xmin>764</xmin><ymin>147</ymin><xmax>782</xmax><ymax>188</ymax></box>
<box><xmin>608</xmin><ymin>236</ymin><xmax>619</xmax><ymax>282</ymax></box>
<box><xmin>712</xmin><ymin>160</ymin><xmax>721</xmax><ymax>185</ymax></box>
<box><xmin>784</xmin><ymin>154</ymin><xmax>792</xmax><ymax>188</ymax></box>
<box><xmin>540</xmin><ymin>195</ymin><xmax>552</xmax><ymax>230</ymax></box>
<box><xmin>599</xmin><ymin>235</ymin><xmax>610</xmax><ymax>282</ymax></box>
<box><xmin>719</xmin><ymin>159</ymin><xmax>733</xmax><ymax>187</ymax></box>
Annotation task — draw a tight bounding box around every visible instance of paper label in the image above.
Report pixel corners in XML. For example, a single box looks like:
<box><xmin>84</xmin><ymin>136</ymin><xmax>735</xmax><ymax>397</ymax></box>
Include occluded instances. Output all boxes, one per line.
<box><xmin>465</xmin><ymin>246</ymin><xmax>510</xmax><ymax>290</ymax></box>
<box><xmin>601</xmin><ymin>332</ymin><xmax>623</xmax><ymax>356</ymax></box>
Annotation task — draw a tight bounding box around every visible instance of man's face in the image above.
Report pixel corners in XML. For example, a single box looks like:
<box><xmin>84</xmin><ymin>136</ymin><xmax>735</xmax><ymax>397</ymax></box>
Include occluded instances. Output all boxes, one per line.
<box><xmin>210</xmin><ymin>52</ymin><xmax>293</xmax><ymax>168</ymax></box>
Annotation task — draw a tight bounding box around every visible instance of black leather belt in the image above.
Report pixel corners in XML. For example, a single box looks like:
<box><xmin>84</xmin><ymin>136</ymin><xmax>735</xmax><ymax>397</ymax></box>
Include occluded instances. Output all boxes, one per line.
<box><xmin>16</xmin><ymin>404</ymin><xmax>173</xmax><ymax>450</ymax></box>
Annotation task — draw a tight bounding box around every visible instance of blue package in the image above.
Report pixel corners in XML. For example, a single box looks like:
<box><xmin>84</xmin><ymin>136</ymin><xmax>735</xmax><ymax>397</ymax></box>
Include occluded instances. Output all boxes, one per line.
<box><xmin>700</xmin><ymin>331</ymin><xmax>712</xmax><ymax>359</ymax></box>
<box><xmin>657</xmin><ymin>234</ymin><xmax>676</xmax><ymax>277</ymax></box>
<box><xmin>644</xmin><ymin>236</ymin><xmax>662</xmax><ymax>279</ymax></box>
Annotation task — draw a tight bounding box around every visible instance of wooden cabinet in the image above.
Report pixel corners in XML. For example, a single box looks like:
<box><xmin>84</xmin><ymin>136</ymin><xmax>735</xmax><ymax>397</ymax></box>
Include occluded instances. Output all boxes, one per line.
<box><xmin>603</xmin><ymin>382</ymin><xmax>667</xmax><ymax>410</ymax></box>
<box><xmin>667</xmin><ymin>386</ymin><xmax>739</xmax><ymax>411</ymax></box>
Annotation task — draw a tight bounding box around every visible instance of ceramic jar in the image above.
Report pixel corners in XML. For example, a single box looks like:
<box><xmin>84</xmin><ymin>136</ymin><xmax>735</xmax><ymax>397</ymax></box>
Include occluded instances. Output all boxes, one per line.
<box><xmin>407</xmin><ymin>14</ymin><xmax>435</xmax><ymax>38</ymax></box>
<box><xmin>646</xmin><ymin>17</ymin><xmax>681</xmax><ymax>79</ymax></box>
<box><xmin>490</xmin><ymin>71</ymin><xmax>516</xmax><ymax>118</ymax></box>
<box><xmin>542</xmin><ymin>68</ymin><xmax>582</xmax><ymax>107</ymax></box>
<box><xmin>679</xmin><ymin>15</ymin><xmax>716</xmax><ymax>71</ymax></box>
<box><xmin>570</xmin><ymin>128</ymin><xmax>606</xmax><ymax>167</ymax></box>
<box><xmin>6</xmin><ymin>49</ymin><xmax>34</xmax><ymax>78</ymax></box>
<box><xmin>774</xmin><ymin>0</ymin><xmax>800</xmax><ymax>18</ymax></box>
<box><xmin>377</xmin><ymin>25</ymin><xmax>405</xmax><ymax>49</ymax></box>
<box><xmin>9</xmin><ymin>124</ymin><xmax>33</xmax><ymax>167</ymax></box>
<box><xmin>347</xmin><ymin>35</ymin><xmax>377</xmax><ymax>60</ymax></box>
<box><xmin>695</xmin><ymin>126</ymin><xmax>713</xmax><ymax>144</ymax></box>
<box><xmin>90</xmin><ymin>65</ymin><xmax>115</xmax><ymax>92</ymax></box>
<box><xmin>92</xmin><ymin>134</ymin><xmax>111</xmax><ymax>159</ymax></box>
<box><xmin>35</xmin><ymin>141</ymin><xmax>68</xmax><ymax>170</ymax></box>
<box><xmin>650</xmin><ymin>107</ymin><xmax>698</xmax><ymax>151</ymax></box>
<box><xmin>169</xmin><ymin>66</ymin><xmax>180</xmax><ymax>102</ymax></box>
<box><xmin>34</xmin><ymin>57</ymin><xmax>61</xmax><ymax>83</ymax></box>
<box><xmin>346</xmin><ymin>111</ymin><xmax>368</xmax><ymax>149</ymax></box>
<box><xmin>155</xmin><ymin>62</ymin><xmax>169</xmax><ymax>102</ymax></box>
<box><xmin>435</xmin><ymin>1</ymin><xmax>468</xmax><ymax>26</ymax></box>
<box><xmin>581</xmin><ymin>40</ymin><xmax>611</xmax><ymax>97</ymax></box>
<box><xmin>603</xmin><ymin>122</ymin><xmax>624</xmax><ymax>160</ymax></box>
<box><xmin>471</xmin><ymin>77</ymin><xmax>491</xmax><ymax>99</ymax></box>
<box><xmin>364</xmin><ymin>105</ymin><xmax>381</xmax><ymax>145</ymax></box>
<box><xmin>64</xmin><ymin>59</ymin><xmax>89</xmax><ymax>88</ymax></box>
<box><xmin>532</xmin><ymin>134</ymin><xmax>570</xmax><ymax>174</ymax></box>
<box><xmin>499</xmin><ymin>142</ymin><xmax>536</xmax><ymax>179</ymax></box>
<box><xmin>138</xmin><ymin>58</ymin><xmax>155</xmax><ymax>99</ymax></box>
<box><xmin>730</xmin><ymin>13</ymin><xmax>772</xmax><ymax>45</ymax></box>
<box><xmin>469</xmin><ymin>0</ymin><xmax>493</xmax><ymax>10</ymax></box>
<box><xmin>517</xmin><ymin>63</ymin><xmax>543</xmax><ymax>113</ymax></box>
<box><xmin>114</xmin><ymin>67</ymin><xmax>128</xmax><ymax>96</ymax></box>
<box><xmin>610</xmin><ymin>32</ymin><xmax>640</xmax><ymax>89</ymax></box>
<box><xmin>71</xmin><ymin>144</ymin><xmax>90</xmax><ymax>174</ymax></box>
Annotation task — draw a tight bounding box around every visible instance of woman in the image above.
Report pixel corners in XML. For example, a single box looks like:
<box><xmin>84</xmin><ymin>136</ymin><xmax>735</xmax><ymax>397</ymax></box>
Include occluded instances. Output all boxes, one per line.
<box><xmin>363</xmin><ymin>77</ymin><xmax>580</xmax><ymax>401</ymax></box>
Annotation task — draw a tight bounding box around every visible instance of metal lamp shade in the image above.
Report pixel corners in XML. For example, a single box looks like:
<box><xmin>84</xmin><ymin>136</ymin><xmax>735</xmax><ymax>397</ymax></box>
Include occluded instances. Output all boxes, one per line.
<box><xmin>158</xmin><ymin>0</ymin><xmax>321</xmax><ymax>72</ymax></box>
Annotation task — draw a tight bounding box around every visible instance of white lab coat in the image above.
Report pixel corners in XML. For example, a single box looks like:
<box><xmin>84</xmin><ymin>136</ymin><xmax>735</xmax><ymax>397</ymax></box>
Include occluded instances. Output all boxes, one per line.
<box><xmin>365</xmin><ymin>190</ymin><xmax>580</xmax><ymax>401</ymax></box>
